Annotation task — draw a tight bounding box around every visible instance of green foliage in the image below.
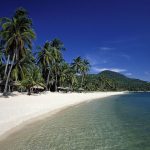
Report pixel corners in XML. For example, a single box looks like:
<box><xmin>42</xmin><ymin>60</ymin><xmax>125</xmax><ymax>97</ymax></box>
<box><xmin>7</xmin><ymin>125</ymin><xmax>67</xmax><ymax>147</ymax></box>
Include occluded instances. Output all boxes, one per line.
<box><xmin>0</xmin><ymin>7</ymin><xmax>150</xmax><ymax>95</ymax></box>
<box><xmin>0</xmin><ymin>7</ymin><xmax>36</xmax><ymax>95</ymax></box>
<box><xmin>84</xmin><ymin>71</ymin><xmax>150</xmax><ymax>91</ymax></box>
<box><xmin>21</xmin><ymin>67</ymin><xmax>44</xmax><ymax>95</ymax></box>
<box><xmin>71</xmin><ymin>57</ymin><xmax>90</xmax><ymax>88</ymax></box>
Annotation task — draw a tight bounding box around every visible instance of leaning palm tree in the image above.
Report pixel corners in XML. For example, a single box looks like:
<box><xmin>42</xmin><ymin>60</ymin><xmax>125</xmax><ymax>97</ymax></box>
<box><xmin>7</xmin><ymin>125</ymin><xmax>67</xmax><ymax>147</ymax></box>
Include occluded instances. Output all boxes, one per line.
<box><xmin>0</xmin><ymin>40</ymin><xmax>5</xmax><ymax>79</ymax></box>
<box><xmin>0</xmin><ymin>47</ymin><xmax>4</xmax><ymax>68</ymax></box>
<box><xmin>0</xmin><ymin>8</ymin><xmax>35</xmax><ymax>95</ymax></box>
<box><xmin>0</xmin><ymin>49</ymin><xmax>4</xmax><ymax>79</ymax></box>
<box><xmin>11</xmin><ymin>49</ymin><xmax>35</xmax><ymax>81</ymax></box>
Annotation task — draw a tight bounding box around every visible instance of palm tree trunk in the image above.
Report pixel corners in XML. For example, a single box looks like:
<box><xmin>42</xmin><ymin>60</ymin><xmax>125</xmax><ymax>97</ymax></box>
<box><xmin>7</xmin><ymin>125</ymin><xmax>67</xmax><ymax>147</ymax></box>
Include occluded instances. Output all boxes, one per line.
<box><xmin>3</xmin><ymin>53</ymin><xmax>15</xmax><ymax>96</ymax></box>
<box><xmin>27</xmin><ymin>88</ymin><xmax>31</xmax><ymax>95</ymax></box>
<box><xmin>4</xmin><ymin>55</ymin><xmax>10</xmax><ymax>76</ymax></box>
<box><xmin>46</xmin><ymin>70</ymin><xmax>50</xmax><ymax>91</ymax></box>
<box><xmin>81</xmin><ymin>74</ymin><xmax>84</xmax><ymax>88</ymax></box>
<box><xmin>54</xmin><ymin>67</ymin><xmax>58</xmax><ymax>92</ymax></box>
<box><xmin>55</xmin><ymin>74</ymin><xmax>57</xmax><ymax>92</ymax></box>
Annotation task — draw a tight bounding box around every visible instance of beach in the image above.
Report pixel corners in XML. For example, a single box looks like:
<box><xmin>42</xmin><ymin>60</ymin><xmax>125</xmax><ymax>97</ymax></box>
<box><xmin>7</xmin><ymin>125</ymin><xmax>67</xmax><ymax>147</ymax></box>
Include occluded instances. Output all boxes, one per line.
<box><xmin>0</xmin><ymin>91</ymin><xmax>125</xmax><ymax>139</ymax></box>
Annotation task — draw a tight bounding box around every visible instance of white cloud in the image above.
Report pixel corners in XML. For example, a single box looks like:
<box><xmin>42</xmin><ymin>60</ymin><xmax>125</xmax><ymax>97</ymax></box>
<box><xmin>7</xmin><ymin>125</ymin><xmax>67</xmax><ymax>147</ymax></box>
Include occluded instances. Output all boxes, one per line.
<box><xmin>92</xmin><ymin>67</ymin><xmax>127</xmax><ymax>73</ymax></box>
<box><xmin>103</xmin><ymin>37</ymin><xmax>138</xmax><ymax>44</ymax></box>
<box><xmin>125</xmin><ymin>73</ymin><xmax>132</xmax><ymax>76</ymax></box>
<box><xmin>98</xmin><ymin>47</ymin><xmax>114</xmax><ymax>51</ymax></box>
<box><xmin>145</xmin><ymin>71</ymin><xmax>150</xmax><ymax>75</ymax></box>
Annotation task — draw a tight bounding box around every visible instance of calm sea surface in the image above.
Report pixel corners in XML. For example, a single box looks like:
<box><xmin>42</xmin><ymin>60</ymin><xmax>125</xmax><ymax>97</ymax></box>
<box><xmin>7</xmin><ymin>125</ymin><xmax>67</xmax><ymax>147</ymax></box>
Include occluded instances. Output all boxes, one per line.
<box><xmin>0</xmin><ymin>93</ymin><xmax>150</xmax><ymax>150</ymax></box>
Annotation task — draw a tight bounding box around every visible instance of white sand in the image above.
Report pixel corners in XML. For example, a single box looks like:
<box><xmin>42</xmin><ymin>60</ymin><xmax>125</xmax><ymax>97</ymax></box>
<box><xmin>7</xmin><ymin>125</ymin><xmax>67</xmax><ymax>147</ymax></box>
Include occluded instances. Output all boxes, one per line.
<box><xmin>0</xmin><ymin>91</ymin><xmax>126</xmax><ymax>138</ymax></box>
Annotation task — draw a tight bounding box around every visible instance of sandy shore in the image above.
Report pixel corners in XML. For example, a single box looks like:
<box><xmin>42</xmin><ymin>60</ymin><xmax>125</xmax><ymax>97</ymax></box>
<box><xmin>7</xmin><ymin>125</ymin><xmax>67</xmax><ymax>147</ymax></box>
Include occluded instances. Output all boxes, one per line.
<box><xmin>0</xmin><ymin>91</ymin><xmax>126</xmax><ymax>139</ymax></box>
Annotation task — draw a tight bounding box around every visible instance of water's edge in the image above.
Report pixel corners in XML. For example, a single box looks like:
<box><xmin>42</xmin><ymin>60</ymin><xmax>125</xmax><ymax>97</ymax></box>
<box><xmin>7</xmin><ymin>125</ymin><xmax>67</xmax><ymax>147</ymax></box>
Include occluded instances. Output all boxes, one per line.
<box><xmin>0</xmin><ymin>95</ymin><xmax>118</xmax><ymax>142</ymax></box>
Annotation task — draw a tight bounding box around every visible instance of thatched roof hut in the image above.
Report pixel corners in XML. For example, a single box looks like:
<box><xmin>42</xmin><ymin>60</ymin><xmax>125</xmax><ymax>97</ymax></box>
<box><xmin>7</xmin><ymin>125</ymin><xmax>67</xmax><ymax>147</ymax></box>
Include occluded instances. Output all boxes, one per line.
<box><xmin>31</xmin><ymin>85</ymin><xmax>44</xmax><ymax>90</ymax></box>
<box><xmin>78</xmin><ymin>88</ymin><xmax>84</xmax><ymax>92</ymax></box>
<box><xmin>12</xmin><ymin>81</ymin><xmax>21</xmax><ymax>86</ymax></box>
<box><xmin>58</xmin><ymin>87</ymin><xmax>72</xmax><ymax>92</ymax></box>
<box><xmin>0</xmin><ymin>80</ymin><xmax>21</xmax><ymax>92</ymax></box>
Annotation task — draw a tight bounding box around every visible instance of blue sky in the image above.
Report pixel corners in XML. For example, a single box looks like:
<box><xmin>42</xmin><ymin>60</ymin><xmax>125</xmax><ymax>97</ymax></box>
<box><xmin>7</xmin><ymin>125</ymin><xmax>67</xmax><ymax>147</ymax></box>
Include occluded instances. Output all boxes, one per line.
<box><xmin>0</xmin><ymin>0</ymin><xmax>150</xmax><ymax>81</ymax></box>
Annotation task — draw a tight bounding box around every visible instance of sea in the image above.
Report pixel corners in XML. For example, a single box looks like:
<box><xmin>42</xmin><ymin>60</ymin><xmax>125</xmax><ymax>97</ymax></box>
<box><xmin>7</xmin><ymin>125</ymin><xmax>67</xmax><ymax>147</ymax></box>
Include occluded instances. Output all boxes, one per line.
<box><xmin>0</xmin><ymin>92</ymin><xmax>150</xmax><ymax>150</ymax></box>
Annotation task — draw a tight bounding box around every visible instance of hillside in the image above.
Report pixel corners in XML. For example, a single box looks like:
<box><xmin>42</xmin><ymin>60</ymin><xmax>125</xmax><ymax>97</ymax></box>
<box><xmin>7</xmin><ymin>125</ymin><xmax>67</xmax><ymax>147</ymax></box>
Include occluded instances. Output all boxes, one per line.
<box><xmin>84</xmin><ymin>70</ymin><xmax>150</xmax><ymax>91</ymax></box>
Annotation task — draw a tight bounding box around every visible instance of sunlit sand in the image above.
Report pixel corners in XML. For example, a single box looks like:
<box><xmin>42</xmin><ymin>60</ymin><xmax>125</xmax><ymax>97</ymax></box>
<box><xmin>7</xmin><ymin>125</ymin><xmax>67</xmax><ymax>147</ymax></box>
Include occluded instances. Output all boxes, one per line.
<box><xmin>0</xmin><ymin>91</ymin><xmax>125</xmax><ymax>139</ymax></box>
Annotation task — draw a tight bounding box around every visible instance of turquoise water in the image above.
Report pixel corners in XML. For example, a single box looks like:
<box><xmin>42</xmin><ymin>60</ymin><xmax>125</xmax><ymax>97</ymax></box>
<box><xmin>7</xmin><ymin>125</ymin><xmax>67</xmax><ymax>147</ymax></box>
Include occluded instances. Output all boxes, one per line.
<box><xmin>0</xmin><ymin>93</ymin><xmax>150</xmax><ymax>150</ymax></box>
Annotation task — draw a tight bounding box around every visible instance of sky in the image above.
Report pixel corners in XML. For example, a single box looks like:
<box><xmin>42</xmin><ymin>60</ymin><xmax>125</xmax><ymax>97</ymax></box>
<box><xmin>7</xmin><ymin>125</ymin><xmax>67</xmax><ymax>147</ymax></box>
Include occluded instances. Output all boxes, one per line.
<box><xmin>0</xmin><ymin>0</ymin><xmax>150</xmax><ymax>81</ymax></box>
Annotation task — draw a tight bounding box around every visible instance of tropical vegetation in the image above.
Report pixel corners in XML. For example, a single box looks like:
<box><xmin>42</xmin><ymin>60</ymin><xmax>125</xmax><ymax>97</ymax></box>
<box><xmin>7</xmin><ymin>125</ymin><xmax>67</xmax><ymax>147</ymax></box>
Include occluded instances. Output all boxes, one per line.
<box><xmin>0</xmin><ymin>8</ymin><xmax>150</xmax><ymax>95</ymax></box>
<box><xmin>0</xmin><ymin>8</ymin><xmax>90</xmax><ymax>95</ymax></box>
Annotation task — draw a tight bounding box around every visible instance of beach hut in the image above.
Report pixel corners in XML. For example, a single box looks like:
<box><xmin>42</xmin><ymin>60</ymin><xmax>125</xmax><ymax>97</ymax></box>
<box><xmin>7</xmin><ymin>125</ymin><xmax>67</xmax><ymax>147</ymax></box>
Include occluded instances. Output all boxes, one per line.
<box><xmin>0</xmin><ymin>80</ymin><xmax>18</xmax><ymax>92</ymax></box>
<box><xmin>78</xmin><ymin>88</ymin><xmax>84</xmax><ymax>93</ymax></box>
<box><xmin>58</xmin><ymin>87</ymin><xmax>72</xmax><ymax>93</ymax></box>
<box><xmin>31</xmin><ymin>85</ymin><xmax>45</xmax><ymax>93</ymax></box>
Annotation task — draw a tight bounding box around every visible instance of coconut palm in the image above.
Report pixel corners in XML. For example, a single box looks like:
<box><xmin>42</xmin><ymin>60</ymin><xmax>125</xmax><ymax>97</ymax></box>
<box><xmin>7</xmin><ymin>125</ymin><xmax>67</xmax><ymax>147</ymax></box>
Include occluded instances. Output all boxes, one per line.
<box><xmin>0</xmin><ymin>8</ymin><xmax>35</xmax><ymax>95</ymax></box>
<box><xmin>0</xmin><ymin>47</ymin><xmax>4</xmax><ymax>67</ymax></box>
<box><xmin>71</xmin><ymin>56</ymin><xmax>83</xmax><ymax>74</ymax></box>
<box><xmin>59</xmin><ymin>62</ymin><xmax>69</xmax><ymax>87</ymax></box>
<box><xmin>67</xmin><ymin>68</ymin><xmax>78</xmax><ymax>90</ymax></box>
<box><xmin>71</xmin><ymin>57</ymin><xmax>90</xmax><ymax>88</ymax></box>
<box><xmin>37</xmin><ymin>39</ymin><xmax>63</xmax><ymax>91</ymax></box>
<box><xmin>80</xmin><ymin>59</ymin><xmax>90</xmax><ymax>88</ymax></box>
<box><xmin>0</xmin><ymin>40</ymin><xmax>5</xmax><ymax>79</ymax></box>
<box><xmin>11</xmin><ymin>49</ymin><xmax>35</xmax><ymax>81</ymax></box>
<box><xmin>36</xmin><ymin>42</ymin><xmax>53</xmax><ymax>90</ymax></box>
<box><xmin>50</xmin><ymin>38</ymin><xmax>65</xmax><ymax>51</ymax></box>
<box><xmin>21</xmin><ymin>66</ymin><xmax>44</xmax><ymax>95</ymax></box>
<box><xmin>0</xmin><ymin>50</ymin><xmax>4</xmax><ymax>79</ymax></box>
<box><xmin>50</xmin><ymin>39</ymin><xmax>64</xmax><ymax>91</ymax></box>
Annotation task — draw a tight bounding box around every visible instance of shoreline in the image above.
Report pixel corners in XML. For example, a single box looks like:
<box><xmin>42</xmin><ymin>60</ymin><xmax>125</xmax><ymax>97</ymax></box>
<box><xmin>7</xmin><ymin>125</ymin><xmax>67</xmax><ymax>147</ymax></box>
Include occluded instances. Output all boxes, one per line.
<box><xmin>0</xmin><ymin>91</ymin><xmax>126</xmax><ymax>140</ymax></box>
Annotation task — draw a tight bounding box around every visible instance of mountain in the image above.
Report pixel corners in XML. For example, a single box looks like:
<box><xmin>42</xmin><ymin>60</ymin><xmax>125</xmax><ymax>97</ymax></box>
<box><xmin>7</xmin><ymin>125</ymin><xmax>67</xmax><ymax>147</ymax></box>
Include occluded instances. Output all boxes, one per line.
<box><xmin>84</xmin><ymin>70</ymin><xmax>150</xmax><ymax>91</ymax></box>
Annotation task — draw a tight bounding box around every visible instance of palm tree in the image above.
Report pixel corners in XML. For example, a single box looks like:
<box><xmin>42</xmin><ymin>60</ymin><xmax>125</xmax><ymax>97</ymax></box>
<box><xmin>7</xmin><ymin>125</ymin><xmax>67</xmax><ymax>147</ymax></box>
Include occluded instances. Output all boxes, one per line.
<box><xmin>0</xmin><ymin>40</ymin><xmax>5</xmax><ymax>79</ymax></box>
<box><xmin>0</xmin><ymin>8</ymin><xmax>35</xmax><ymax>95</ymax></box>
<box><xmin>50</xmin><ymin>39</ymin><xmax>64</xmax><ymax>91</ymax></box>
<box><xmin>71</xmin><ymin>56</ymin><xmax>83</xmax><ymax>74</ymax></box>
<box><xmin>37</xmin><ymin>42</ymin><xmax>53</xmax><ymax>90</ymax></box>
<box><xmin>37</xmin><ymin>39</ymin><xmax>64</xmax><ymax>91</ymax></box>
<box><xmin>0</xmin><ymin>46</ymin><xmax>4</xmax><ymax>67</ymax></box>
<box><xmin>0</xmin><ymin>49</ymin><xmax>4</xmax><ymax>79</ymax></box>
<box><xmin>50</xmin><ymin>38</ymin><xmax>65</xmax><ymax>51</ymax></box>
<box><xmin>21</xmin><ymin>66</ymin><xmax>44</xmax><ymax>95</ymax></box>
<box><xmin>59</xmin><ymin>62</ymin><xmax>69</xmax><ymax>87</ymax></box>
<box><xmin>80</xmin><ymin>59</ymin><xmax>90</xmax><ymax>88</ymax></box>
<box><xmin>71</xmin><ymin>57</ymin><xmax>90</xmax><ymax>88</ymax></box>
<box><xmin>11</xmin><ymin>49</ymin><xmax>35</xmax><ymax>81</ymax></box>
<box><xmin>67</xmin><ymin>67</ymin><xmax>77</xmax><ymax>90</ymax></box>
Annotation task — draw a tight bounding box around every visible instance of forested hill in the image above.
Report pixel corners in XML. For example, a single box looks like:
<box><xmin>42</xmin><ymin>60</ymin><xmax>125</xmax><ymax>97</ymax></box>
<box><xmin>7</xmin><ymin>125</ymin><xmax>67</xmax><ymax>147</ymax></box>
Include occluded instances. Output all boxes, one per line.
<box><xmin>84</xmin><ymin>70</ymin><xmax>150</xmax><ymax>91</ymax></box>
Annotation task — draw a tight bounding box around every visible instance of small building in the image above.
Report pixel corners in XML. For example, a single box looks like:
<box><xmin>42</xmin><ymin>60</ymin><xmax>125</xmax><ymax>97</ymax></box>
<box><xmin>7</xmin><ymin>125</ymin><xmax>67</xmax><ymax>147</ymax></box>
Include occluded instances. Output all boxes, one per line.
<box><xmin>31</xmin><ymin>85</ymin><xmax>45</xmax><ymax>93</ymax></box>
<box><xmin>0</xmin><ymin>80</ymin><xmax>21</xmax><ymax>93</ymax></box>
<box><xmin>78</xmin><ymin>88</ymin><xmax>84</xmax><ymax>93</ymax></box>
<box><xmin>58</xmin><ymin>87</ymin><xmax>72</xmax><ymax>93</ymax></box>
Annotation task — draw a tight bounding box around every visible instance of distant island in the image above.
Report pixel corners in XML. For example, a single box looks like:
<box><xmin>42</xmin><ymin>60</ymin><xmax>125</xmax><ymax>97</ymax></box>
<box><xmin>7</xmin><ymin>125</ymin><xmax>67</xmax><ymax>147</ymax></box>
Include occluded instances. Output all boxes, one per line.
<box><xmin>84</xmin><ymin>70</ymin><xmax>150</xmax><ymax>91</ymax></box>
